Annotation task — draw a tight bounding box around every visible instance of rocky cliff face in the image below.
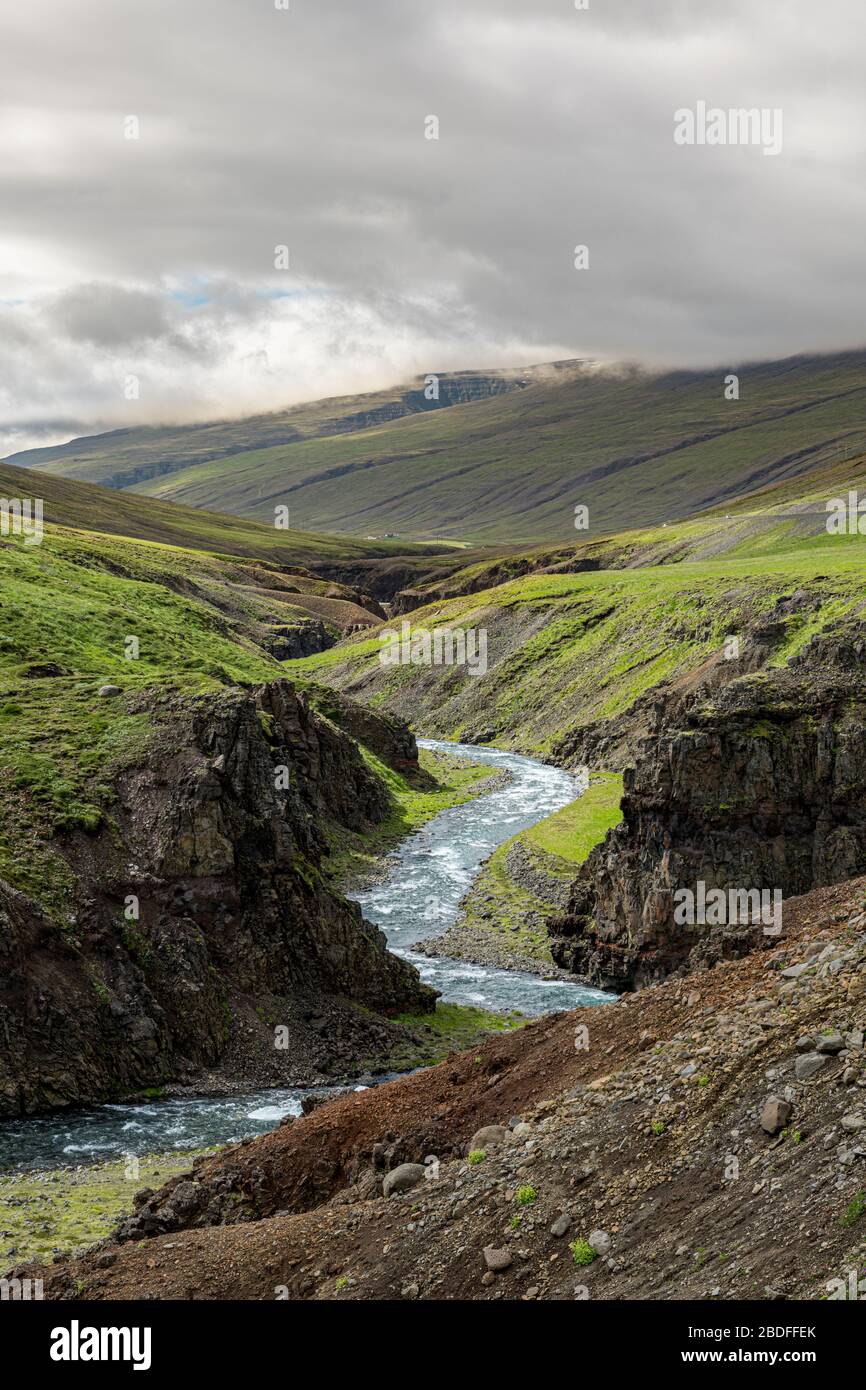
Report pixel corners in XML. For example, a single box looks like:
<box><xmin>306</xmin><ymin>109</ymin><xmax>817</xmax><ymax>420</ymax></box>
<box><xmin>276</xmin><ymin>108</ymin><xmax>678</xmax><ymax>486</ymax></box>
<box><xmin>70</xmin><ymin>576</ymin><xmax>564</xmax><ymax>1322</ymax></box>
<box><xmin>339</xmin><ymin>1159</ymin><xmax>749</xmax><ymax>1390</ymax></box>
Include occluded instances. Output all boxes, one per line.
<box><xmin>0</xmin><ymin>681</ymin><xmax>434</xmax><ymax>1116</ymax></box>
<box><xmin>550</xmin><ymin>624</ymin><xmax>866</xmax><ymax>990</ymax></box>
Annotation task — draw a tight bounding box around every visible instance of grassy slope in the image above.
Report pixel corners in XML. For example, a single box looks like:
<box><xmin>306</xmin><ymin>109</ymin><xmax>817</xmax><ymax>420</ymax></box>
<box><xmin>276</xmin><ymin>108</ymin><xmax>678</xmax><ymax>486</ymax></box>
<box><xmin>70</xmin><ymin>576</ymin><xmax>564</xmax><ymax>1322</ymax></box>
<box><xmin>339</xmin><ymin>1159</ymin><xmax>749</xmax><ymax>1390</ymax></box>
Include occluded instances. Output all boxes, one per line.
<box><xmin>0</xmin><ymin>1151</ymin><xmax>214</xmax><ymax>1266</ymax></box>
<box><xmin>286</xmin><ymin>517</ymin><xmax>866</xmax><ymax>757</ymax></box>
<box><xmin>0</xmin><ymin>523</ymin><xmax>286</xmax><ymax>913</ymax></box>
<box><xmin>522</xmin><ymin>774</ymin><xmax>625</xmax><ymax>867</ymax></box>
<box><xmin>383</xmin><ymin>449</ymin><xmax>866</xmax><ymax>609</ymax></box>
<box><xmin>119</xmin><ymin>350</ymin><xmax>866</xmax><ymax>542</ymax></box>
<box><xmin>0</xmin><ymin>459</ymin><xmax>440</xmax><ymax>564</ymax></box>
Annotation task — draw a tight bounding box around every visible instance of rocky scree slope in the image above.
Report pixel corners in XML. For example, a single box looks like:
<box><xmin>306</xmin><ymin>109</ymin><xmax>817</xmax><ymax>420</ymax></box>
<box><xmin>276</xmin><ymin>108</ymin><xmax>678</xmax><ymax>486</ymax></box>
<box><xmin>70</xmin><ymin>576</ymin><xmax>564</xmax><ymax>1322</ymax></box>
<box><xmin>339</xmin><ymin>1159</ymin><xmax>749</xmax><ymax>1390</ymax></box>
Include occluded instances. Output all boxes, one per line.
<box><xmin>550</xmin><ymin>622</ymin><xmax>866</xmax><ymax>990</ymax></box>
<box><xmin>0</xmin><ymin>680</ymin><xmax>433</xmax><ymax>1116</ymax></box>
<box><xmin>22</xmin><ymin>878</ymin><xmax>866</xmax><ymax>1300</ymax></box>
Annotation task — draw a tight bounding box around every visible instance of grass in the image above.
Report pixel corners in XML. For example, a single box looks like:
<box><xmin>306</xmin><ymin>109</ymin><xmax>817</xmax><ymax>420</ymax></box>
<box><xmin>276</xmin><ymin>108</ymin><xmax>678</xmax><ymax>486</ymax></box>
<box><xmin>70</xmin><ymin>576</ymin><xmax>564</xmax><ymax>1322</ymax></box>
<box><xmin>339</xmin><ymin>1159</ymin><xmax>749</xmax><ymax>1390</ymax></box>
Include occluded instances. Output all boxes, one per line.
<box><xmin>0</xmin><ymin>460</ymin><xmax>434</xmax><ymax>564</ymax></box>
<box><xmin>290</xmin><ymin>541</ymin><xmax>866</xmax><ymax>755</ymax></box>
<box><xmin>0</xmin><ymin>527</ymin><xmax>287</xmax><ymax>915</ymax></box>
<box><xmin>570</xmin><ymin>1238</ymin><xmax>597</xmax><ymax>1267</ymax></box>
<box><xmin>367</xmin><ymin>1001</ymin><xmax>524</xmax><ymax>1071</ymax></box>
<box><xmin>522</xmin><ymin>774</ymin><xmax>624</xmax><ymax>866</ymax></box>
<box><xmin>0</xmin><ymin>1150</ymin><xmax>216</xmax><ymax>1264</ymax></box>
<box><xmin>514</xmin><ymin>1184</ymin><xmax>537</xmax><ymax>1206</ymax></box>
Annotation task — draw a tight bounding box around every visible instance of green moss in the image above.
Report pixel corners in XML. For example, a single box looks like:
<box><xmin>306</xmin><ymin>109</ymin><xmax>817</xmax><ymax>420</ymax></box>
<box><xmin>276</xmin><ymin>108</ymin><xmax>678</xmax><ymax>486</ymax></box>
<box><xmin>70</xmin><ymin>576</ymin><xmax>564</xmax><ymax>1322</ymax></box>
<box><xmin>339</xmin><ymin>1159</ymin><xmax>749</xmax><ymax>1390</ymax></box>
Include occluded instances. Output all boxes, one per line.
<box><xmin>841</xmin><ymin>1192</ymin><xmax>866</xmax><ymax>1228</ymax></box>
<box><xmin>569</xmin><ymin>1238</ymin><xmax>597</xmax><ymax>1267</ymax></box>
<box><xmin>376</xmin><ymin>1001</ymin><xmax>524</xmax><ymax>1071</ymax></box>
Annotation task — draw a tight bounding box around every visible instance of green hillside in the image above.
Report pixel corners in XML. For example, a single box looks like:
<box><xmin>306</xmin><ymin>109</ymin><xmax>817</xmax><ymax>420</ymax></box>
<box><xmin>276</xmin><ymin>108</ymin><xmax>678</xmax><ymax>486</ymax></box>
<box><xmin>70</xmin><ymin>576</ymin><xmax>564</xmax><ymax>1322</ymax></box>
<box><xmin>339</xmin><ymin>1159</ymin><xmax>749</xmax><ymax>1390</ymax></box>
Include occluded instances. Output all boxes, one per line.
<box><xmin>4</xmin><ymin>366</ymin><xmax>541</xmax><ymax>491</ymax></box>
<box><xmin>285</xmin><ymin>460</ymin><xmax>866</xmax><ymax>759</ymax></box>
<box><xmin>116</xmin><ymin>350</ymin><xmax>866</xmax><ymax>543</ymax></box>
<box><xmin>0</xmin><ymin>459</ymin><xmax>444</xmax><ymax>565</ymax></box>
<box><xmin>375</xmin><ymin>447</ymin><xmax>866</xmax><ymax>611</ymax></box>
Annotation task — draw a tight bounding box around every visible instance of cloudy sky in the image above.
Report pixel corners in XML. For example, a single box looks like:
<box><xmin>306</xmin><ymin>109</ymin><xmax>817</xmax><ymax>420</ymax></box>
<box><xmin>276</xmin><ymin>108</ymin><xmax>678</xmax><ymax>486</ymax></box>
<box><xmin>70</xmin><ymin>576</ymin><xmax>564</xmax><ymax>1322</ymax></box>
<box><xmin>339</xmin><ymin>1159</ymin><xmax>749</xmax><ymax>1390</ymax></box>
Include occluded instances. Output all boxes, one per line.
<box><xmin>1</xmin><ymin>0</ymin><xmax>865</xmax><ymax>454</ymax></box>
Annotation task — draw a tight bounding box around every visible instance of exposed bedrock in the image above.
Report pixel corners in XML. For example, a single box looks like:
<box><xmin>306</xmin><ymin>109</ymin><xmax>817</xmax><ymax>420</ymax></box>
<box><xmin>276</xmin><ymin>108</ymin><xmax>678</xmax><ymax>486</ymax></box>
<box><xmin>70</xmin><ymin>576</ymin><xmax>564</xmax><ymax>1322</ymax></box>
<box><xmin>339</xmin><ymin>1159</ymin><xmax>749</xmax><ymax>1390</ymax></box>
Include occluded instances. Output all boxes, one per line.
<box><xmin>551</xmin><ymin>625</ymin><xmax>866</xmax><ymax>989</ymax></box>
<box><xmin>0</xmin><ymin>681</ymin><xmax>433</xmax><ymax>1116</ymax></box>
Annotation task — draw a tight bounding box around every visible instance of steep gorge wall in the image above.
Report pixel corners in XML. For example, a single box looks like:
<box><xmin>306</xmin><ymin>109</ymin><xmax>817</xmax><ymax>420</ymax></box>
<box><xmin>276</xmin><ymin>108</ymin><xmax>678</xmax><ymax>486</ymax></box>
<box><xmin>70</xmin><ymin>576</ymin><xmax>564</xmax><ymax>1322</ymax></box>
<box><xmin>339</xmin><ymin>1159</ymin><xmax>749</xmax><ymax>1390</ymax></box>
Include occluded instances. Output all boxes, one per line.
<box><xmin>0</xmin><ymin>680</ymin><xmax>433</xmax><ymax>1116</ymax></box>
<box><xmin>551</xmin><ymin>627</ymin><xmax>866</xmax><ymax>989</ymax></box>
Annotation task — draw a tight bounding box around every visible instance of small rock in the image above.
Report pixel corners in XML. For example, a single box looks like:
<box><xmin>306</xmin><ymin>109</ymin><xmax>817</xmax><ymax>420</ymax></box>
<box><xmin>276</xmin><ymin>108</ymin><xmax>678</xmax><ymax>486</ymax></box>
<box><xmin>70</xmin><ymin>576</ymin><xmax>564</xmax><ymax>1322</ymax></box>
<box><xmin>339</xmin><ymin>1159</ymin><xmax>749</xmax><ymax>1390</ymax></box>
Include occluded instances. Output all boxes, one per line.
<box><xmin>483</xmin><ymin>1246</ymin><xmax>513</xmax><ymax>1272</ymax></box>
<box><xmin>760</xmin><ymin>1096</ymin><xmax>793</xmax><ymax>1135</ymax></box>
<box><xmin>382</xmin><ymin>1163</ymin><xmax>426</xmax><ymax>1198</ymax></box>
<box><xmin>550</xmin><ymin>1213</ymin><xmax>571</xmax><ymax>1238</ymax></box>
<box><xmin>794</xmin><ymin>1052</ymin><xmax>828</xmax><ymax>1080</ymax></box>
<box><xmin>817</xmin><ymin>1032</ymin><xmax>845</xmax><ymax>1055</ymax></box>
<box><xmin>481</xmin><ymin>1271</ymin><xmax>495</xmax><ymax>1286</ymax></box>
<box><xmin>795</xmin><ymin>1036</ymin><xmax>816</xmax><ymax>1053</ymax></box>
<box><xmin>97</xmin><ymin>684</ymin><xmax>122</xmax><ymax>698</ymax></box>
<box><xmin>588</xmin><ymin>1230</ymin><xmax>611</xmax><ymax>1256</ymax></box>
<box><xmin>840</xmin><ymin>1113</ymin><xmax>866</xmax><ymax>1133</ymax></box>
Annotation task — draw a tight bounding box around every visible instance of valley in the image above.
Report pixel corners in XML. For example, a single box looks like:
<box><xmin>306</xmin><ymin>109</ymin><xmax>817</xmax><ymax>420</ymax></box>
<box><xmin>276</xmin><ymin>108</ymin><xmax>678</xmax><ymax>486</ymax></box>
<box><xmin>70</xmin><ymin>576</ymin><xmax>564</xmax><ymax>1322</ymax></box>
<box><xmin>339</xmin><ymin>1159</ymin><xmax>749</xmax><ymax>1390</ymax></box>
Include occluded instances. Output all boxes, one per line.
<box><xmin>3</xmin><ymin>358</ymin><xmax>866</xmax><ymax>1305</ymax></box>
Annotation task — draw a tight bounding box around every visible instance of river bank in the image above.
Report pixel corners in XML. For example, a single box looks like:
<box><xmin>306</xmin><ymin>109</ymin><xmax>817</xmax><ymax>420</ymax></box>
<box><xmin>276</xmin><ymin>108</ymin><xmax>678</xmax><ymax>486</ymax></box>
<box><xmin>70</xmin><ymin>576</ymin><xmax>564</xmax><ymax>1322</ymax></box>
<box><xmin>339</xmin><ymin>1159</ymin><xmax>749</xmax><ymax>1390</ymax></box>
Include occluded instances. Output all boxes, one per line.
<box><xmin>413</xmin><ymin>772</ymin><xmax>624</xmax><ymax>979</ymax></box>
<box><xmin>23</xmin><ymin>876</ymin><xmax>866</xmax><ymax>1302</ymax></box>
<box><xmin>0</xmin><ymin>737</ymin><xmax>606</xmax><ymax>1260</ymax></box>
<box><xmin>350</xmin><ymin>738</ymin><xmax>613</xmax><ymax>1015</ymax></box>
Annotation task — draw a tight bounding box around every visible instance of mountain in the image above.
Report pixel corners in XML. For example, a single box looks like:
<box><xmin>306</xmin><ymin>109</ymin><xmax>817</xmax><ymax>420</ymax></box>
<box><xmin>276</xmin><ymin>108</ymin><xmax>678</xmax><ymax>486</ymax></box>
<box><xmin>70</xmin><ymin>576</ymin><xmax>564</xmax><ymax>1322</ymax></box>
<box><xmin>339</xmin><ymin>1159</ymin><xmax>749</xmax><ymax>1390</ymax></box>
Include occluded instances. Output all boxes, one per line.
<box><xmin>10</xmin><ymin>350</ymin><xmax>866</xmax><ymax>545</ymax></box>
<box><xmin>3</xmin><ymin>364</ymin><xmax>556</xmax><ymax>491</ymax></box>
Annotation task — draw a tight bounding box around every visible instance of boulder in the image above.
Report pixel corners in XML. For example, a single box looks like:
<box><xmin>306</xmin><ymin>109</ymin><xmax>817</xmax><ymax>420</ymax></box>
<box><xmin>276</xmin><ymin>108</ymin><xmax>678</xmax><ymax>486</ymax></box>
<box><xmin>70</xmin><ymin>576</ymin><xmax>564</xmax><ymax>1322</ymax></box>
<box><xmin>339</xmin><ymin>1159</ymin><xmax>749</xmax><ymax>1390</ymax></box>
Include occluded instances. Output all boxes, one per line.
<box><xmin>382</xmin><ymin>1163</ymin><xmax>426</xmax><ymax>1198</ymax></box>
<box><xmin>588</xmin><ymin>1230</ymin><xmax>611</xmax><ymax>1256</ymax></box>
<box><xmin>467</xmin><ymin>1125</ymin><xmax>509</xmax><ymax>1154</ymax></box>
<box><xmin>760</xmin><ymin>1096</ymin><xmax>792</xmax><ymax>1135</ymax></box>
<box><xmin>794</xmin><ymin>1052</ymin><xmax>828</xmax><ymax>1080</ymax></box>
<box><xmin>483</xmin><ymin>1246</ymin><xmax>513</xmax><ymax>1272</ymax></box>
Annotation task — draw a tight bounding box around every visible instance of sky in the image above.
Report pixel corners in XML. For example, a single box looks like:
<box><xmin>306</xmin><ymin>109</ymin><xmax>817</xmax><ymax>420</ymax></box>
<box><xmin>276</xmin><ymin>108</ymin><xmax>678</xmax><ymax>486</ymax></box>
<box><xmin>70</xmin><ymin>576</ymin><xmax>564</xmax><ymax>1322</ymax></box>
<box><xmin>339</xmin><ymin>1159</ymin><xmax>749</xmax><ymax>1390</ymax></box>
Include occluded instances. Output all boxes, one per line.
<box><xmin>1</xmin><ymin>0</ymin><xmax>865</xmax><ymax>455</ymax></box>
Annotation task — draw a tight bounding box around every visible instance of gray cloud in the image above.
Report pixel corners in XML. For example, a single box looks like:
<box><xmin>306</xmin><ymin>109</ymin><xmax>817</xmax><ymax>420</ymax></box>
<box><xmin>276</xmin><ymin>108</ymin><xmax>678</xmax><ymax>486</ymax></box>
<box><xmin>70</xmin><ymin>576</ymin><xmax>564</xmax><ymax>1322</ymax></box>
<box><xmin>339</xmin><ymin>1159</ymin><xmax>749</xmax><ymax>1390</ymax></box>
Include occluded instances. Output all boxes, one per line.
<box><xmin>1</xmin><ymin>0</ymin><xmax>865</xmax><ymax>453</ymax></box>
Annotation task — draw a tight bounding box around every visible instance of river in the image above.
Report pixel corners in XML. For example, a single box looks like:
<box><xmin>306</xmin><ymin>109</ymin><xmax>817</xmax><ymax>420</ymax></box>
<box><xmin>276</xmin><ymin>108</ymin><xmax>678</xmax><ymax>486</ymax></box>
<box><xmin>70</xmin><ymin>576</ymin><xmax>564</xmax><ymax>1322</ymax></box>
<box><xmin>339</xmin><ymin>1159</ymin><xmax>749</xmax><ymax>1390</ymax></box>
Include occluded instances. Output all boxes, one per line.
<box><xmin>0</xmin><ymin>740</ymin><xmax>613</xmax><ymax>1170</ymax></box>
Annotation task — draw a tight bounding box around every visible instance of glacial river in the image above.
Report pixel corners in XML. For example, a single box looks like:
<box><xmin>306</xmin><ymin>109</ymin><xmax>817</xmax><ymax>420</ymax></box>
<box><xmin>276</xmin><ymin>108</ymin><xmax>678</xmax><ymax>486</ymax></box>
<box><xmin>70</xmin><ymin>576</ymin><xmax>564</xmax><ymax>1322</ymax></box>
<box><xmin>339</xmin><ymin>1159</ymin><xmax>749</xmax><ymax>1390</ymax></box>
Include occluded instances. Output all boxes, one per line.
<box><xmin>0</xmin><ymin>740</ymin><xmax>612</xmax><ymax>1170</ymax></box>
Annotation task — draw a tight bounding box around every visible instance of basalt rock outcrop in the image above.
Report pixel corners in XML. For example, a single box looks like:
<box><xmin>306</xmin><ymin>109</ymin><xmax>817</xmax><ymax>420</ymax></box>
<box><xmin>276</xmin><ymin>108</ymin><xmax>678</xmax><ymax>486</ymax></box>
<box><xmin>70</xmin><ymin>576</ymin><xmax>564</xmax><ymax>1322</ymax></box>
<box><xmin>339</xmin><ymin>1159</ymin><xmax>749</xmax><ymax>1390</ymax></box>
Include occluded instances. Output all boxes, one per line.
<box><xmin>550</xmin><ymin>622</ymin><xmax>866</xmax><ymax>990</ymax></box>
<box><xmin>0</xmin><ymin>680</ymin><xmax>434</xmax><ymax>1116</ymax></box>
